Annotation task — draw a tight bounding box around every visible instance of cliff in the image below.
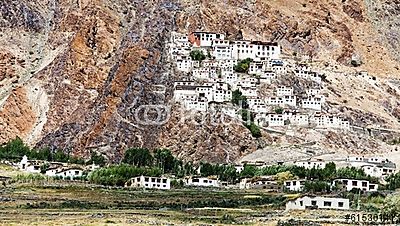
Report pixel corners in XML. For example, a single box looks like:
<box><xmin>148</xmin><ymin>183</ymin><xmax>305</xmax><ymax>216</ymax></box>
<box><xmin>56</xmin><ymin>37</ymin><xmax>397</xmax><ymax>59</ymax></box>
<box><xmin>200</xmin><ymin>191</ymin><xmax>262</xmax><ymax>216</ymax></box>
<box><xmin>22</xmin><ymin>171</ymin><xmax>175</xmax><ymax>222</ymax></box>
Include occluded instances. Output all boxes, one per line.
<box><xmin>0</xmin><ymin>0</ymin><xmax>399</xmax><ymax>163</ymax></box>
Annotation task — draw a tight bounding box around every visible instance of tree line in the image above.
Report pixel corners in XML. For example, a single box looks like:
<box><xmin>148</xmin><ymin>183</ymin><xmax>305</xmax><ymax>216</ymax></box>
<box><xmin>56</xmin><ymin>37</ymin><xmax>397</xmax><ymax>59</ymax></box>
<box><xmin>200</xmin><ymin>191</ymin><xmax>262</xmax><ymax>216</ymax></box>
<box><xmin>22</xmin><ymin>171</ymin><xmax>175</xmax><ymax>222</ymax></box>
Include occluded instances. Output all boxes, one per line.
<box><xmin>0</xmin><ymin>138</ymin><xmax>105</xmax><ymax>166</ymax></box>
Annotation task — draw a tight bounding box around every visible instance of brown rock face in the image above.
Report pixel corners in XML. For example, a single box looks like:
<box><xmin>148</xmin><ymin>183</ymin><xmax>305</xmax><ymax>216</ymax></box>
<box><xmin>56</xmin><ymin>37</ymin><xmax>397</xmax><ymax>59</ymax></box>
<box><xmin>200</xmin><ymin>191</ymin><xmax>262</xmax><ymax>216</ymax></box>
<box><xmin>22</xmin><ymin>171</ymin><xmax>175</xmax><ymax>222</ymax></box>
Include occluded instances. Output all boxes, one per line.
<box><xmin>0</xmin><ymin>88</ymin><xmax>36</xmax><ymax>142</ymax></box>
<box><xmin>1</xmin><ymin>0</ymin><xmax>400</xmax><ymax>163</ymax></box>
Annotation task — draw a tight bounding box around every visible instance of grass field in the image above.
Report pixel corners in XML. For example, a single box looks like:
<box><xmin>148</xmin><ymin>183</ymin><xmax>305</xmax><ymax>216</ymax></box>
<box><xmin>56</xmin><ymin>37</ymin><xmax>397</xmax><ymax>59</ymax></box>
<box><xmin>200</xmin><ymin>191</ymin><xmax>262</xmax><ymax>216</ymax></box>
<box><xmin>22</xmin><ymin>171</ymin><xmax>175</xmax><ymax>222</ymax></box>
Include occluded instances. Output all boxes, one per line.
<box><xmin>0</xmin><ymin>165</ymin><xmax>359</xmax><ymax>225</ymax></box>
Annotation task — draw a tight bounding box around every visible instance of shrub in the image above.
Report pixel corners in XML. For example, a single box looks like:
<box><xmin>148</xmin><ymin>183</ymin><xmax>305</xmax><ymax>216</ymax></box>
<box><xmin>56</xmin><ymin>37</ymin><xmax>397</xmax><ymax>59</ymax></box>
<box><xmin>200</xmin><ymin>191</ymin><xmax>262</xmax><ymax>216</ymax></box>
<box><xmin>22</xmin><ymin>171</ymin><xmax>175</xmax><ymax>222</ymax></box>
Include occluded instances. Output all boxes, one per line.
<box><xmin>190</xmin><ymin>50</ymin><xmax>206</xmax><ymax>61</ymax></box>
<box><xmin>245</xmin><ymin>123</ymin><xmax>262</xmax><ymax>138</ymax></box>
<box><xmin>88</xmin><ymin>164</ymin><xmax>162</xmax><ymax>186</ymax></box>
<box><xmin>274</xmin><ymin>107</ymin><xmax>284</xmax><ymax>114</ymax></box>
<box><xmin>234</xmin><ymin>58</ymin><xmax>252</xmax><ymax>73</ymax></box>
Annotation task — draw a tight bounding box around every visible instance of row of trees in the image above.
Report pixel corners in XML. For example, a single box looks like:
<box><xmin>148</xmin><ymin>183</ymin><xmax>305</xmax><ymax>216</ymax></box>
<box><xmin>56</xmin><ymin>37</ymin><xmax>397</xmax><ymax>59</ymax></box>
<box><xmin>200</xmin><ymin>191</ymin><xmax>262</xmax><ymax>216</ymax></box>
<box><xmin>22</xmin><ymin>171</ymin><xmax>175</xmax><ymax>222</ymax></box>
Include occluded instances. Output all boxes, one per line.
<box><xmin>0</xmin><ymin>138</ymin><xmax>106</xmax><ymax>166</ymax></box>
<box><xmin>122</xmin><ymin>148</ymin><xmax>196</xmax><ymax>177</ymax></box>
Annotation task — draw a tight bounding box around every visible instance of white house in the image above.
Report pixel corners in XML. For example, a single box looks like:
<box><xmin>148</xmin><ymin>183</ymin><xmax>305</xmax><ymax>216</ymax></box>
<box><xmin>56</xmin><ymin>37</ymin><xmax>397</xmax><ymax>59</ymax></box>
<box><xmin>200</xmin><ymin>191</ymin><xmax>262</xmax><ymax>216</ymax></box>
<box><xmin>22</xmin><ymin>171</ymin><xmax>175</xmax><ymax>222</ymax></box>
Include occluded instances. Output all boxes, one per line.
<box><xmin>19</xmin><ymin>155</ymin><xmax>41</xmax><ymax>174</ymax></box>
<box><xmin>238</xmin><ymin>86</ymin><xmax>258</xmax><ymax>97</ymax></box>
<box><xmin>125</xmin><ymin>176</ymin><xmax>171</xmax><ymax>190</ymax></box>
<box><xmin>310</xmin><ymin>114</ymin><xmax>350</xmax><ymax>130</ymax></box>
<box><xmin>176</xmin><ymin>56</ymin><xmax>195</xmax><ymax>73</ymax></box>
<box><xmin>231</xmin><ymin>41</ymin><xmax>281</xmax><ymax>60</ymax></box>
<box><xmin>212</xmin><ymin>40</ymin><xmax>232</xmax><ymax>59</ymax></box>
<box><xmin>174</xmin><ymin>81</ymin><xmax>195</xmax><ymax>88</ymax></box>
<box><xmin>249</xmin><ymin>62</ymin><xmax>265</xmax><ymax>75</ymax></box>
<box><xmin>294</xmin><ymin>159</ymin><xmax>326</xmax><ymax>169</ymax></box>
<box><xmin>276</xmin><ymin>86</ymin><xmax>294</xmax><ymax>96</ymax></box>
<box><xmin>259</xmin><ymin>71</ymin><xmax>276</xmax><ymax>84</ymax></box>
<box><xmin>294</xmin><ymin>69</ymin><xmax>322</xmax><ymax>83</ymax></box>
<box><xmin>239</xmin><ymin>176</ymin><xmax>280</xmax><ymax>190</ymax></box>
<box><xmin>361</xmin><ymin>164</ymin><xmax>396</xmax><ymax>178</ymax></box>
<box><xmin>346</xmin><ymin>156</ymin><xmax>397</xmax><ymax>178</ymax></box>
<box><xmin>213</xmin><ymin>89</ymin><xmax>232</xmax><ymax>103</ymax></box>
<box><xmin>54</xmin><ymin>167</ymin><xmax>84</xmax><ymax>179</ymax></box>
<box><xmin>267</xmin><ymin>114</ymin><xmax>286</xmax><ymax>127</ymax></box>
<box><xmin>286</xmin><ymin>196</ymin><xmax>350</xmax><ymax>211</ymax></box>
<box><xmin>189</xmin><ymin>32</ymin><xmax>226</xmax><ymax>47</ymax></box>
<box><xmin>288</xmin><ymin>113</ymin><xmax>309</xmax><ymax>126</ymax></box>
<box><xmin>284</xmin><ymin>179</ymin><xmax>306</xmax><ymax>191</ymax></box>
<box><xmin>170</xmin><ymin>32</ymin><xmax>189</xmax><ymax>44</ymax></box>
<box><xmin>332</xmin><ymin>179</ymin><xmax>378</xmax><ymax>192</ymax></box>
<box><xmin>267</xmin><ymin>96</ymin><xmax>297</xmax><ymax>107</ymax></box>
<box><xmin>192</xmin><ymin>68</ymin><xmax>211</xmax><ymax>80</ymax></box>
<box><xmin>183</xmin><ymin>98</ymin><xmax>208</xmax><ymax>112</ymax></box>
<box><xmin>185</xmin><ymin>177</ymin><xmax>220</xmax><ymax>187</ymax></box>
<box><xmin>301</xmin><ymin>96</ymin><xmax>322</xmax><ymax>111</ymax></box>
<box><xmin>173</xmin><ymin>85</ymin><xmax>197</xmax><ymax>102</ymax></box>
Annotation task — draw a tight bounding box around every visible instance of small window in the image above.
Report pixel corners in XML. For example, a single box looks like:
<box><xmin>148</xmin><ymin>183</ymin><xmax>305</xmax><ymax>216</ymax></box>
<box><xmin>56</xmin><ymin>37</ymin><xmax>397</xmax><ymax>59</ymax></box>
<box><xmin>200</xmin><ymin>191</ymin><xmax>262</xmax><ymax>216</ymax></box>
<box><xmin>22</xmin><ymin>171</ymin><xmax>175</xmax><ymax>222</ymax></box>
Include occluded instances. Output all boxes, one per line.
<box><xmin>362</xmin><ymin>182</ymin><xmax>367</xmax><ymax>187</ymax></box>
<box><xmin>311</xmin><ymin>201</ymin><xmax>317</xmax><ymax>206</ymax></box>
<box><xmin>352</xmin><ymin>181</ymin><xmax>358</xmax><ymax>186</ymax></box>
<box><xmin>145</xmin><ymin>178</ymin><xmax>149</xmax><ymax>182</ymax></box>
<box><xmin>300</xmin><ymin>201</ymin><xmax>303</xmax><ymax>206</ymax></box>
<box><xmin>324</xmin><ymin>201</ymin><xmax>332</xmax><ymax>207</ymax></box>
<box><xmin>338</xmin><ymin>202</ymin><xmax>344</xmax><ymax>207</ymax></box>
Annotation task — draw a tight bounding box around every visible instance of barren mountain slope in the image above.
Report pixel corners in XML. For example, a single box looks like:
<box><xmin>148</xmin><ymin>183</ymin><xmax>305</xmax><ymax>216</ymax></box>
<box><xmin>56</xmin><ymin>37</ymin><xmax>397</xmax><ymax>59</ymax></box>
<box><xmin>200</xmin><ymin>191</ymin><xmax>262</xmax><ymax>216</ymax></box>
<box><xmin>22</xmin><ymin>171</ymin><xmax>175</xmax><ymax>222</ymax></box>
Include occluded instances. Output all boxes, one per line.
<box><xmin>0</xmin><ymin>0</ymin><xmax>399</xmax><ymax>163</ymax></box>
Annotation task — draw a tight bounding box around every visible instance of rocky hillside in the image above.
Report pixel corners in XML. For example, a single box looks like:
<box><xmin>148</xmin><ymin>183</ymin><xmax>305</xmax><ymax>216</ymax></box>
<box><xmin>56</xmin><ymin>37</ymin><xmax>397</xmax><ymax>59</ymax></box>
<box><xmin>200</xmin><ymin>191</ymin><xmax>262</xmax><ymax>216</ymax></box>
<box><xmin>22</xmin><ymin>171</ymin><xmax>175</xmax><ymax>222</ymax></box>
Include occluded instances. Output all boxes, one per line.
<box><xmin>0</xmin><ymin>0</ymin><xmax>399</xmax><ymax>163</ymax></box>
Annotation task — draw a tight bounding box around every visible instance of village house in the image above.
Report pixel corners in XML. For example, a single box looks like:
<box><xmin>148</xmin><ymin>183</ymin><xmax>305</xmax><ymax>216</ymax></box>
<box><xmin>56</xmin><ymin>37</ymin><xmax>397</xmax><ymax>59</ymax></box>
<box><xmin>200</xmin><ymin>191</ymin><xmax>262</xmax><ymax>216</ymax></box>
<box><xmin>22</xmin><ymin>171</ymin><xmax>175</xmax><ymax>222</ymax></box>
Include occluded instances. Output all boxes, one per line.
<box><xmin>192</xmin><ymin>68</ymin><xmax>212</xmax><ymax>80</ymax></box>
<box><xmin>276</xmin><ymin>86</ymin><xmax>294</xmax><ymax>96</ymax></box>
<box><xmin>170</xmin><ymin>32</ymin><xmax>189</xmax><ymax>44</ymax></box>
<box><xmin>212</xmin><ymin>40</ymin><xmax>232</xmax><ymax>59</ymax></box>
<box><xmin>310</xmin><ymin>114</ymin><xmax>350</xmax><ymax>130</ymax></box>
<box><xmin>361</xmin><ymin>163</ymin><xmax>396</xmax><ymax>178</ymax></box>
<box><xmin>185</xmin><ymin>177</ymin><xmax>220</xmax><ymax>187</ymax></box>
<box><xmin>19</xmin><ymin>155</ymin><xmax>41</xmax><ymax>174</ymax></box>
<box><xmin>174</xmin><ymin>81</ymin><xmax>196</xmax><ymax>88</ymax></box>
<box><xmin>218</xmin><ymin>59</ymin><xmax>238</xmax><ymax>68</ymax></box>
<box><xmin>231</xmin><ymin>41</ymin><xmax>281</xmax><ymax>60</ymax></box>
<box><xmin>294</xmin><ymin>69</ymin><xmax>322</xmax><ymax>83</ymax></box>
<box><xmin>301</xmin><ymin>96</ymin><xmax>322</xmax><ymax>111</ymax></box>
<box><xmin>173</xmin><ymin>85</ymin><xmax>198</xmax><ymax>102</ymax></box>
<box><xmin>284</xmin><ymin>179</ymin><xmax>306</xmax><ymax>192</ymax></box>
<box><xmin>53</xmin><ymin>167</ymin><xmax>84</xmax><ymax>180</ymax></box>
<box><xmin>213</xmin><ymin>89</ymin><xmax>232</xmax><ymax>103</ymax></box>
<box><xmin>249</xmin><ymin>62</ymin><xmax>265</xmax><ymax>75</ymax></box>
<box><xmin>183</xmin><ymin>98</ymin><xmax>208</xmax><ymax>112</ymax></box>
<box><xmin>294</xmin><ymin>159</ymin><xmax>326</xmax><ymax>169</ymax></box>
<box><xmin>284</xmin><ymin>111</ymin><xmax>309</xmax><ymax>126</ymax></box>
<box><xmin>286</xmin><ymin>196</ymin><xmax>350</xmax><ymax>211</ymax></box>
<box><xmin>189</xmin><ymin>31</ymin><xmax>226</xmax><ymax>47</ymax></box>
<box><xmin>267</xmin><ymin>96</ymin><xmax>297</xmax><ymax>107</ymax></box>
<box><xmin>346</xmin><ymin>156</ymin><xmax>397</xmax><ymax>178</ymax></box>
<box><xmin>125</xmin><ymin>176</ymin><xmax>171</xmax><ymax>190</ymax></box>
<box><xmin>332</xmin><ymin>179</ymin><xmax>378</xmax><ymax>192</ymax></box>
<box><xmin>267</xmin><ymin>114</ymin><xmax>286</xmax><ymax>127</ymax></box>
<box><xmin>259</xmin><ymin>71</ymin><xmax>276</xmax><ymax>84</ymax></box>
<box><xmin>238</xmin><ymin>86</ymin><xmax>258</xmax><ymax>97</ymax></box>
<box><xmin>239</xmin><ymin>176</ymin><xmax>280</xmax><ymax>191</ymax></box>
<box><xmin>176</xmin><ymin>55</ymin><xmax>196</xmax><ymax>73</ymax></box>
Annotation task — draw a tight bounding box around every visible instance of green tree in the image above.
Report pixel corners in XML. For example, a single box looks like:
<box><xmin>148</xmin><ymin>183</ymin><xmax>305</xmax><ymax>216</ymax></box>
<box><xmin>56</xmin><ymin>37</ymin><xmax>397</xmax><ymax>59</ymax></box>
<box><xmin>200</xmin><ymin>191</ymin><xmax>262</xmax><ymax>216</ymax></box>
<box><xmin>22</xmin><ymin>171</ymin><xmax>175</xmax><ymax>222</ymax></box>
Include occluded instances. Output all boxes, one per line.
<box><xmin>385</xmin><ymin>172</ymin><xmax>400</xmax><ymax>190</ymax></box>
<box><xmin>240</xmin><ymin>164</ymin><xmax>257</xmax><ymax>178</ymax></box>
<box><xmin>0</xmin><ymin>137</ymin><xmax>30</xmax><ymax>161</ymax></box>
<box><xmin>87</xmin><ymin>152</ymin><xmax>106</xmax><ymax>166</ymax></box>
<box><xmin>245</xmin><ymin>123</ymin><xmax>262</xmax><ymax>138</ymax></box>
<box><xmin>154</xmin><ymin>149</ymin><xmax>176</xmax><ymax>173</ymax></box>
<box><xmin>234</xmin><ymin>58</ymin><xmax>252</xmax><ymax>73</ymax></box>
<box><xmin>122</xmin><ymin>148</ymin><xmax>153</xmax><ymax>167</ymax></box>
<box><xmin>303</xmin><ymin>181</ymin><xmax>331</xmax><ymax>193</ymax></box>
<box><xmin>190</xmin><ymin>50</ymin><xmax>206</xmax><ymax>61</ymax></box>
<box><xmin>274</xmin><ymin>107</ymin><xmax>283</xmax><ymax>114</ymax></box>
<box><xmin>231</xmin><ymin>89</ymin><xmax>248</xmax><ymax>108</ymax></box>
